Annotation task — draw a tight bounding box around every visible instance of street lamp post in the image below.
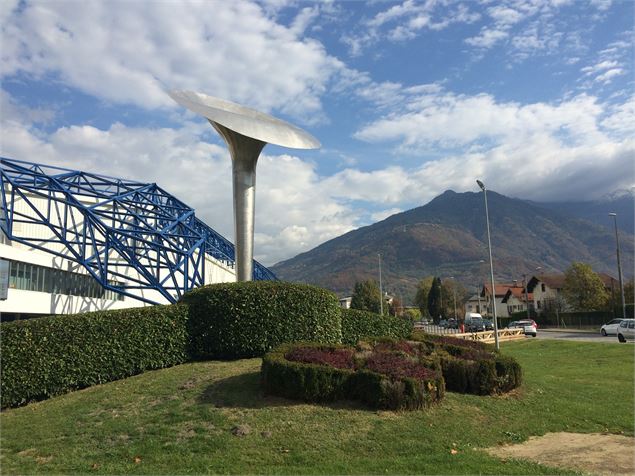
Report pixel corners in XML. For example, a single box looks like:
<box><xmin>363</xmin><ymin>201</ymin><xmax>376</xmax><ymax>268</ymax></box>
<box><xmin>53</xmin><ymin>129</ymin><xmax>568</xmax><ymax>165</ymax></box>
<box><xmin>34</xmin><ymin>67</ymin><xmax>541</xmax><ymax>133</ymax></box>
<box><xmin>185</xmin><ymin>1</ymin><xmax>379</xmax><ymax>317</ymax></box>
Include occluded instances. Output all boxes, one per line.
<box><xmin>378</xmin><ymin>253</ymin><xmax>384</xmax><ymax>316</ymax></box>
<box><xmin>609</xmin><ymin>213</ymin><xmax>626</xmax><ymax>319</ymax></box>
<box><xmin>477</xmin><ymin>180</ymin><xmax>500</xmax><ymax>350</ymax></box>
<box><xmin>449</xmin><ymin>276</ymin><xmax>457</xmax><ymax>320</ymax></box>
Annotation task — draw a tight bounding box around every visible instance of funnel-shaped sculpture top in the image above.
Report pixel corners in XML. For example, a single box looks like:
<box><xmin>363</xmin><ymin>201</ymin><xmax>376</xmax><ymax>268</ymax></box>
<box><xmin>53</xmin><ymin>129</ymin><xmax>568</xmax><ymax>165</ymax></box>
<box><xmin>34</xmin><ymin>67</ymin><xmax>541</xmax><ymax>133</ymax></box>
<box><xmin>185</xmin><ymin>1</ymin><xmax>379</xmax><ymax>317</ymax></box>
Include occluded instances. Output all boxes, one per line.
<box><xmin>168</xmin><ymin>90</ymin><xmax>320</xmax><ymax>149</ymax></box>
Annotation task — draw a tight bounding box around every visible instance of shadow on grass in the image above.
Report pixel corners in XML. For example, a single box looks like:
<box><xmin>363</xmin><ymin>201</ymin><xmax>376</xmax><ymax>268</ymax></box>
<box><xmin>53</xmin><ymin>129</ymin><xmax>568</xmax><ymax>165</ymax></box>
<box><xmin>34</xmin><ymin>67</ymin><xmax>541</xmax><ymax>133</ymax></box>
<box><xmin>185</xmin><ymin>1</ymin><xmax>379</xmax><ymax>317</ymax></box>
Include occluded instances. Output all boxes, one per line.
<box><xmin>197</xmin><ymin>371</ymin><xmax>366</xmax><ymax>411</ymax></box>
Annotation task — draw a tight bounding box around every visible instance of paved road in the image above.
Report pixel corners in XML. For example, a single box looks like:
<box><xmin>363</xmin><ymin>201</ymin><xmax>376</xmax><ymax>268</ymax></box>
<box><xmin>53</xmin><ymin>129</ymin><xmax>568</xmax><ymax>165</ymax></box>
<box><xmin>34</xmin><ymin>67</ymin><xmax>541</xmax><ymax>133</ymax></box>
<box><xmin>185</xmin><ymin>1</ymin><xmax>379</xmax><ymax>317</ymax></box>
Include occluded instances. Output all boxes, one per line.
<box><xmin>537</xmin><ymin>330</ymin><xmax>627</xmax><ymax>343</ymax></box>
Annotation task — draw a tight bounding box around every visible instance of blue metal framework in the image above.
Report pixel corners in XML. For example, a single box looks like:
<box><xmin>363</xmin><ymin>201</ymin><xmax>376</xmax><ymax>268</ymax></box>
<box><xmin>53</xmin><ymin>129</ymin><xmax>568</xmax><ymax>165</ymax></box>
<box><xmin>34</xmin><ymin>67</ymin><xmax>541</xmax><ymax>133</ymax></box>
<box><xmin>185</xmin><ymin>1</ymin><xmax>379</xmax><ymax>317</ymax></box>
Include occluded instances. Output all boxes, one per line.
<box><xmin>0</xmin><ymin>157</ymin><xmax>276</xmax><ymax>304</ymax></box>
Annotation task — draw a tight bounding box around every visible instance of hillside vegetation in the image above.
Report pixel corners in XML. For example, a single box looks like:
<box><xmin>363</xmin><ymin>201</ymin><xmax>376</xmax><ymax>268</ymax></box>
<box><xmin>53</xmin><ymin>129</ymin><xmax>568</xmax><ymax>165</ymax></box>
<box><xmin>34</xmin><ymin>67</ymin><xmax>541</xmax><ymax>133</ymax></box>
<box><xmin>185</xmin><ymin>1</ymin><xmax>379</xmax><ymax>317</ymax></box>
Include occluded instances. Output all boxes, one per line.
<box><xmin>271</xmin><ymin>190</ymin><xmax>635</xmax><ymax>298</ymax></box>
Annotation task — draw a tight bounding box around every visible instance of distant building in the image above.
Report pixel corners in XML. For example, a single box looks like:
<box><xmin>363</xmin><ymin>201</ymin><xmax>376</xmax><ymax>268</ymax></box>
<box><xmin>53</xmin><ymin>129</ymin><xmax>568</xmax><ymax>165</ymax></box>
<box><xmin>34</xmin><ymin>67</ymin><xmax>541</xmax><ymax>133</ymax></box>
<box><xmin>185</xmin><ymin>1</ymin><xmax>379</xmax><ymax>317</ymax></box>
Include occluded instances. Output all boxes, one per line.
<box><xmin>501</xmin><ymin>286</ymin><xmax>533</xmax><ymax>316</ymax></box>
<box><xmin>481</xmin><ymin>283</ymin><xmax>520</xmax><ymax>318</ymax></box>
<box><xmin>526</xmin><ymin>273</ymin><xmax>618</xmax><ymax>314</ymax></box>
<box><xmin>463</xmin><ymin>294</ymin><xmax>483</xmax><ymax>315</ymax></box>
<box><xmin>339</xmin><ymin>296</ymin><xmax>352</xmax><ymax>309</ymax></box>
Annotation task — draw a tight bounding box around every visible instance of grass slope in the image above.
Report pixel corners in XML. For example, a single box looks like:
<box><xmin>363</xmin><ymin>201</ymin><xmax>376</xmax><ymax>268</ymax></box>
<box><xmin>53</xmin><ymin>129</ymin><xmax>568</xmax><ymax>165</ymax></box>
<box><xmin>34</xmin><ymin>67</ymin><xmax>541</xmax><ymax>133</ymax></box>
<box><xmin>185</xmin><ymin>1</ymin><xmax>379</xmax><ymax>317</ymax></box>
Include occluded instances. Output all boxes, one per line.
<box><xmin>1</xmin><ymin>340</ymin><xmax>633</xmax><ymax>474</ymax></box>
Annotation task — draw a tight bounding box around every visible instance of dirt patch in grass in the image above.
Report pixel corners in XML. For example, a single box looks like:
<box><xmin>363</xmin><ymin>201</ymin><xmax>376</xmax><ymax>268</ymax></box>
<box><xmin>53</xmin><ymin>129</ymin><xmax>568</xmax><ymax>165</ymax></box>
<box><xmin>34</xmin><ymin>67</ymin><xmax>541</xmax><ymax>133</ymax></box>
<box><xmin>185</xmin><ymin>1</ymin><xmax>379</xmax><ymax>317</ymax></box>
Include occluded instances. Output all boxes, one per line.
<box><xmin>487</xmin><ymin>432</ymin><xmax>635</xmax><ymax>475</ymax></box>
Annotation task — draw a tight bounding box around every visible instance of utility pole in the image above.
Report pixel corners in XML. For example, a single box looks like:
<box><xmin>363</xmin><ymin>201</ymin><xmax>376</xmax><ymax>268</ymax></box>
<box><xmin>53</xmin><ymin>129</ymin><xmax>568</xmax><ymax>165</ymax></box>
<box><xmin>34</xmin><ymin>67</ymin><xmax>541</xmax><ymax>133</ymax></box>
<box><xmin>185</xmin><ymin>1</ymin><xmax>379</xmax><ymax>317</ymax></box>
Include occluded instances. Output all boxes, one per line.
<box><xmin>378</xmin><ymin>253</ymin><xmax>384</xmax><ymax>315</ymax></box>
<box><xmin>477</xmin><ymin>179</ymin><xmax>500</xmax><ymax>350</ymax></box>
<box><xmin>609</xmin><ymin>213</ymin><xmax>626</xmax><ymax>319</ymax></box>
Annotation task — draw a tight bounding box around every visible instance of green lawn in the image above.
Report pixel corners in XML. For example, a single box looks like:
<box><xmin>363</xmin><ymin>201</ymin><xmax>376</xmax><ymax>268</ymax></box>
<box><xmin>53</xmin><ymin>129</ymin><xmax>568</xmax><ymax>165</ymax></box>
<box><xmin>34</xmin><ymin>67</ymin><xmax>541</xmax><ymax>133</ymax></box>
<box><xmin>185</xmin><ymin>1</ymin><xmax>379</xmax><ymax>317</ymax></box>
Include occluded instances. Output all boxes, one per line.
<box><xmin>1</xmin><ymin>340</ymin><xmax>633</xmax><ymax>475</ymax></box>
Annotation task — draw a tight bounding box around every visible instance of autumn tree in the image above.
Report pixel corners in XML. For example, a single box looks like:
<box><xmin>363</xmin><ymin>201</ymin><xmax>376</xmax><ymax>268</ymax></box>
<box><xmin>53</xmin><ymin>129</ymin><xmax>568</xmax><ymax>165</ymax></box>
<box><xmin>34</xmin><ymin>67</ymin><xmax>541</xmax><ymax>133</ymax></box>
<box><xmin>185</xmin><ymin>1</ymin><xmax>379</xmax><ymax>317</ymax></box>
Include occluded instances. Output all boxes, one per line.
<box><xmin>413</xmin><ymin>276</ymin><xmax>434</xmax><ymax>318</ymax></box>
<box><xmin>389</xmin><ymin>296</ymin><xmax>402</xmax><ymax>317</ymax></box>
<box><xmin>350</xmin><ymin>279</ymin><xmax>382</xmax><ymax>314</ymax></box>
<box><xmin>562</xmin><ymin>262</ymin><xmax>609</xmax><ymax>311</ymax></box>
<box><xmin>440</xmin><ymin>279</ymin><xmax>468</xmax><ymax>320</ymax></box>
<box><xmin>427</xmin><ymin>277</ymin><xmax>443</xmax><ymax>323</ymax></box>
<box><xmin>624</xmin><ymin>278</ymin><xmax>634</xmax><ymax>306</ymax></box>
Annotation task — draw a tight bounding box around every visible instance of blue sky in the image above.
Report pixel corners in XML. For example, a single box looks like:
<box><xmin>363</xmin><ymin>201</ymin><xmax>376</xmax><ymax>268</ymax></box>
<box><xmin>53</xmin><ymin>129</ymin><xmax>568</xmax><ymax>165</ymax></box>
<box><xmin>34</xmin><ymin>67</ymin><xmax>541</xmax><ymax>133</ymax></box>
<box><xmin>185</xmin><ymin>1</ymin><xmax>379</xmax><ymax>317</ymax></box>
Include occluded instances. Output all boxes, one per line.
<box><xmin>1</xmin><ymin>0</ymin><xmax>633</xmax><ymax>265</ymax></box>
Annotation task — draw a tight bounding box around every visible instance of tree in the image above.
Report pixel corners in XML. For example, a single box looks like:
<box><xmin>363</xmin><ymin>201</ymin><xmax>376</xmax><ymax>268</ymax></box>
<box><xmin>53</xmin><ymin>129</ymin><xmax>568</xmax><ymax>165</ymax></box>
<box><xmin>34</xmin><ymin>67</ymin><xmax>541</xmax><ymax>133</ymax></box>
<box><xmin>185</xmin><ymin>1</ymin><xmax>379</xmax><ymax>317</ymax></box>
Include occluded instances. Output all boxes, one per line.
<box><xmin>427</xmin><ymin>277</ymin><xmax>443</xmax><ymax>323</ymax></box>
<box><xmin>389</xmin><ymin>296</ymin><xmax>402</xmax><ymax>317</ymax></box>
<box><xmin>440</xmin><ymin>279</ymin><xmax>468</xmax><ymax>320</ymax></box>
<box><xmin>624</xmin><ymin>278</ymin><xmax>634</xmax><ymax>305</ymax></box>
<box><xmin>413</xmin><ymin>276</ymin><xmax>434</xmax><ymax>318</ymax></box>
<box><xmin>562</xmin><ymin>262</ymin><xmax>609</xmax><ymax>311</ymax></box>
<box><xmin>350</xmin><ymin>280</ymin><xmax>381</xmax><ymax>314</ymax></box>
<box><xmin>403</xmin><ymin>308</ymin><xmax>421</xmax><ymax>322</ymax></box>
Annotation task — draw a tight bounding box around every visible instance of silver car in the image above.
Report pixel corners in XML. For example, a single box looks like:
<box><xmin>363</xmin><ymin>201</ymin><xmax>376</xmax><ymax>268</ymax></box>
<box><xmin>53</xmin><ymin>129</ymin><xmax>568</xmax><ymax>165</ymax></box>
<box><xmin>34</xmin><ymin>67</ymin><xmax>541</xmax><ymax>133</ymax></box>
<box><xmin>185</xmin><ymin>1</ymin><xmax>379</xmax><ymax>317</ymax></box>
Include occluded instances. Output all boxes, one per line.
<box><xmin>508</xmin><ymin>320</ymin><xmax>537</xmax><ymax>337</ymax></box>
<box><xmin>600</xmin><ymin>318</ymin><xmax>625</xmax><ymax>336</ymax></box>
<box><xmin>617</xmin><ymin>319</ymin><xmax>635</xmax><ymax>343</ymax></box>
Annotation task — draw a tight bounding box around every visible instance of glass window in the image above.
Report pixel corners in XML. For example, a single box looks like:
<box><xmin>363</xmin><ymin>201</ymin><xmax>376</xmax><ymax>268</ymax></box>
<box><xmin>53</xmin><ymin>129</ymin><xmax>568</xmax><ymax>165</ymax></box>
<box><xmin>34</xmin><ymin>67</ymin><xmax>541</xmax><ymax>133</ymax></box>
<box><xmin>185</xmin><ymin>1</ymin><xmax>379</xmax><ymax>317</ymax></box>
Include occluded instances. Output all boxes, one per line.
<box><xmin>628</xmin><ymin>321</ymin><xmax>634</xmax><ymax>329</ymax></box>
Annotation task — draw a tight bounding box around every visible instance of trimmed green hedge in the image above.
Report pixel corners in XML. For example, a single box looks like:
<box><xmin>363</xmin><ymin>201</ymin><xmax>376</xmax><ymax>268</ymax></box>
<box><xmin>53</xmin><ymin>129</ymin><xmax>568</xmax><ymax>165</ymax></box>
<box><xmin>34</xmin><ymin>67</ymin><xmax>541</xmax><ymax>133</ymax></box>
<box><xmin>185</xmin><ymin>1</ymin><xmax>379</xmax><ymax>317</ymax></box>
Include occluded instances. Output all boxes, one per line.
<box><xmin>341</xmin><ymin>308</ymin><xmax>413</xmax><ymax>345</ymax></box>
<box><xmin>261</xmin><ymin>343</ymin><xmax>355</xmax><ymax>402</ymax></box>
<box><xmin>181</xmin><ymin>281</ymin><xmax>342</xmax><ymax>359</ymax></box>
<box><xmin>410</xmin><ymin>332</ymin><xmax>522</xmax><ymax>395</ymax></box>
<box><xmin>261</xmin><ymin>342</ymin><xmax>444</xmax><ymax>411</ymax></box>
<box><xmin>1</xmin><ymin>305</ymin><xmax>189</xmax><ymax>408</ymax></box>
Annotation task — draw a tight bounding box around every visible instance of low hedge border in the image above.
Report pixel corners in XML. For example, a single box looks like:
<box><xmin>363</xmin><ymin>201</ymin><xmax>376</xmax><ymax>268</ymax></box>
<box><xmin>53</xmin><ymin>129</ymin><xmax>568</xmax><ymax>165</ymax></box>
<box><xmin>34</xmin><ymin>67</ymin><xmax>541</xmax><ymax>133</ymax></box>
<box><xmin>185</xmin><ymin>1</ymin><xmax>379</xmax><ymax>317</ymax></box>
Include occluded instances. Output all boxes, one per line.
<box><xmin>341</xmin><ymin>308</ymin><xmax>413</xmax><ymax>345</ymax></box>
<box><xmin>410</xmin><ymin>332</ymin><xmax>522</xmax><ymax>395</ymax></box>
<box><xmin>261</xmin><ymin>341</ymin><xmax>445</xmax><ymax>410</ymax></box>
<box><xmin>1</xmin><ymin>304</ymin><xmax>189</xmax><ymax>408</ymax></box>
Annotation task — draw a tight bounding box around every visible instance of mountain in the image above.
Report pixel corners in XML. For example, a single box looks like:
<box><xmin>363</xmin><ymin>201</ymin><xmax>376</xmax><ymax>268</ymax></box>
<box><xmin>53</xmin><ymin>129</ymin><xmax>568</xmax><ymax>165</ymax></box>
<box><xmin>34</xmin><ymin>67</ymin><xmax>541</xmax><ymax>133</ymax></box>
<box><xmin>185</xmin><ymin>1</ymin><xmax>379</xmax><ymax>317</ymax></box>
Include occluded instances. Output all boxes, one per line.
<box><xmin>534</xmin><ymin>190</ymin><xmax>634</xmax><ymax>235</ymax></box>
<box><xmin>270</xmin><ymin>190</ymin><xmax>635</xmax><ymax>302</ymax></box>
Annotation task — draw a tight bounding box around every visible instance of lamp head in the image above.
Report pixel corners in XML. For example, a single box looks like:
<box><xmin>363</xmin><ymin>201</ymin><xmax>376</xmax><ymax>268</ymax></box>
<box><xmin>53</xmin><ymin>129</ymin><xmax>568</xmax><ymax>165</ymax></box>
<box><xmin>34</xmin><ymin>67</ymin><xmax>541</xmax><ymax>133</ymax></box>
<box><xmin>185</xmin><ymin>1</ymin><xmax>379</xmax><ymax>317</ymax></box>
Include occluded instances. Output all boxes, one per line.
<box><xmin>476</xmin><ymin>179</ymin><xmax>485</xmax><ymax>191</ymax></box>
<box><xmin>609</xmin><ymin>212</ymin><xmax>617</xmax><ymax>217</ymax></box>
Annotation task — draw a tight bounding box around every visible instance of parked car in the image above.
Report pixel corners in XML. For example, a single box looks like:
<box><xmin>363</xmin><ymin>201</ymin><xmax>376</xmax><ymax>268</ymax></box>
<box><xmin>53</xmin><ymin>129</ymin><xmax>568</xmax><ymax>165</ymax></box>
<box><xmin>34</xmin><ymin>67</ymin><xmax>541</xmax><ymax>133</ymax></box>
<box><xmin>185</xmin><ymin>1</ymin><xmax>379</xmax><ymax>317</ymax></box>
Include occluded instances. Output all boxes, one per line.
<box><xmin>483</xmin><ymin>319</ymin><xmax>495</xmax><ymax>331</ymax></box>
<box><xmin>507</xmin><ymin>319</ymin><xmax>538</xmax><ymax>337</ymax></box>
<box><xmin>600</xmin><ymin>318</ymin><xmax>625</xmax><ymax>336</ymax></box>
<box><xmin>465</xmin><ymin>318</ymin><xmax>486</xmax><ymax>332</ymax></box>
<box><xmin>617</xmin><ymin>319</ymin><xmax>635</xmax><ymax>343</ymax></box>
<box><xmin>446</xmin><ymin>318</ymin><xmax>459</xmax><ymax>329</ymax></box>
<box><xmin>438</xmin><ymin>319</ymin><xmax>449</xmax><ymax>328</ymax></box>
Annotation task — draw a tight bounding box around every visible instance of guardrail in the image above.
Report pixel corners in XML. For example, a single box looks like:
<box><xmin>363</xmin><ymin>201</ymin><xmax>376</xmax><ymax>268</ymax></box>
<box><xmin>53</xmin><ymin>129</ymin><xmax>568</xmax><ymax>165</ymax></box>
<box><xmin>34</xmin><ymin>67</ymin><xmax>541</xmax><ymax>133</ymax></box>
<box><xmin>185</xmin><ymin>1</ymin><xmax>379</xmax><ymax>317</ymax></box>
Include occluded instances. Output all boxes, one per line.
<box><xmin>414</xmin><ymin>324</ymin><xmax>525</xmax><ymax>344</ymax></box>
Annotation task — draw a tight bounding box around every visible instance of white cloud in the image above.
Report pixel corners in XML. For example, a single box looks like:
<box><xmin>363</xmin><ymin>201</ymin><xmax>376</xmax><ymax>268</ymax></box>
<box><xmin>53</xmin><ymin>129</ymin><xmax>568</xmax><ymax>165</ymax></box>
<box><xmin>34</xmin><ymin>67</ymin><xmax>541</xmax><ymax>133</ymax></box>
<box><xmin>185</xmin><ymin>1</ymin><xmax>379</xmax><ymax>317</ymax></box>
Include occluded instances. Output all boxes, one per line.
<box><xmin>601</xmin><ymin>96</ymin><xmax>635</xmax><ymax>136</ymax></box>
<box><xmin>343</xmin><ymin>0</ymin><xmax>480</xmax><ymax>55</ymax></box>
<box><xmin>353</xmin><ymin>86</ymin><xmax>634</xmax><ymax>202</ymax></box>
<box><xmin>1</xmin><ymin>0</ymin><xmax>342</xmax><ymax>121</ymax></box>
<box><xmin>581</xmin><ymin>60</ymin><xmax>620</xmax><ymax>75</ymax></box>
<box><xmin>465</xmin><ymin>28</ymin><xmax>508</xmax><ymax>48</ymax></box>
<box><xmin>594</xmin><ymin>68</ymin><xmax>624</xmax><ymax>84</ymax></box>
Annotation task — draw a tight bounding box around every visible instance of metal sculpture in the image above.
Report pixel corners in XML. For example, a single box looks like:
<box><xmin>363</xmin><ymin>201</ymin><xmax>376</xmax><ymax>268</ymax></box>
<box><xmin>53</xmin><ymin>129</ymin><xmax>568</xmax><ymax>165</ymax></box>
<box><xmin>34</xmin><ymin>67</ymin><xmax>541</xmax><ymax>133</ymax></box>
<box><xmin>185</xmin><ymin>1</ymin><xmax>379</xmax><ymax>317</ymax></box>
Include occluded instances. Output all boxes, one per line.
<box><xmin>0</xmin><ymin>157</ymin><xmax>276</xmax><ymax>304</ymax></box>
<box><xmin>168</xmin><ymin>90</ymin><xmax>320</xmax><ymax>281</ymax></box>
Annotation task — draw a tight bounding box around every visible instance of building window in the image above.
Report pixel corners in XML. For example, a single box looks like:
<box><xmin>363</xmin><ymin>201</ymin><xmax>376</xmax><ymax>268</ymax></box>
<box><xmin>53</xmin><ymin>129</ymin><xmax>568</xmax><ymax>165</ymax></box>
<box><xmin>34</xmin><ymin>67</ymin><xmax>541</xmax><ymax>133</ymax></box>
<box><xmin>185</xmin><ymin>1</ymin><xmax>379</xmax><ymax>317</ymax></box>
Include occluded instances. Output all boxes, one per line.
<box><xmin>8</xmin><ymin>260</ymin><xmax>124</xmax><ymax>301</ymax></box>
<box><xmin>541</xmin><ymin>283</ymin><xmax>546</xmax><ymax>292</ymax></box>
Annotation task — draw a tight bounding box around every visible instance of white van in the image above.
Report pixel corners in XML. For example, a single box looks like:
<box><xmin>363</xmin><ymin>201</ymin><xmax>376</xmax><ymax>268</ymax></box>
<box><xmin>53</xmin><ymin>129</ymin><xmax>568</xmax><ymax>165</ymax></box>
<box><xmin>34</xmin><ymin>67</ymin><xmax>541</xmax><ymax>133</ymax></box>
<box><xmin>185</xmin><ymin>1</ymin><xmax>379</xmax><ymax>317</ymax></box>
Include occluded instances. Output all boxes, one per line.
<box><xmin>464</xmin><ymin>312</ymin><xmax>483</xmax><ymax>320</ymax></box>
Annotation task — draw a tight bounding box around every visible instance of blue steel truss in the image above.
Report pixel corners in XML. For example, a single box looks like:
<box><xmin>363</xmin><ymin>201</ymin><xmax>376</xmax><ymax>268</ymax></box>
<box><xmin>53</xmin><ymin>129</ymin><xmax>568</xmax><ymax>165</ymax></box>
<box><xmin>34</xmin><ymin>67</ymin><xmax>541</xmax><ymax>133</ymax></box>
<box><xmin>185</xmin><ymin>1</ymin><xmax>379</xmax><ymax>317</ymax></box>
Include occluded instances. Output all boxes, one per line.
<box><xmin>0</xmin><ymin>157</ymin><xmax>276</xmax><ymax>304</ymax></box>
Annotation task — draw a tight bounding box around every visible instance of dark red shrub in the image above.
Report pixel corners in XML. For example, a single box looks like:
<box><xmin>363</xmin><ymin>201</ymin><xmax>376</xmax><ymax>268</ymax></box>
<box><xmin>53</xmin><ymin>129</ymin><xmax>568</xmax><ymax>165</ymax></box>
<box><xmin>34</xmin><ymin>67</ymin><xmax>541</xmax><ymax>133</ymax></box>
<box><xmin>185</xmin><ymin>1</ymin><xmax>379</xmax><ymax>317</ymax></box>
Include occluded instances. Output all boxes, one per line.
<box><xmin>363</xmin><ymin>352</ymin><xmax>439</xmax><ymax>381</ymax></box>
<box><xmin>285</xmin><ymin>347</ymin><xmax>355</xmax><ymax>369</ymax></box>
<box><xmin>373</xmin><ymin>340</ymin><xmax>419</xmax><ymax>355</ymax></box>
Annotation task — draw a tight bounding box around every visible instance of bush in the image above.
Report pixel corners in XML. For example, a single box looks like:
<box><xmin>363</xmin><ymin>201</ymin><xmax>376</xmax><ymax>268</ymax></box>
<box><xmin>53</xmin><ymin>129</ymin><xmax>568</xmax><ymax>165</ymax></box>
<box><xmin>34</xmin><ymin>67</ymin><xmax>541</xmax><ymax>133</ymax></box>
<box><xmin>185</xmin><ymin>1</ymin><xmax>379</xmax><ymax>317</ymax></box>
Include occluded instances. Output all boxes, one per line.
<box><xmin>411</xmin><ymin>332</ymin><xmax>521</xmax><ymax>395</ymax></box>
<box><xmin>262</xmin><ymin>340</ymin><xmax>445</xmax><ymax>410</ymax></box>
<box><xmin>1</xmin><ymin>305</ymin><xmax>189</xmax><ymax>408</ymax></box>
<box><xmin>341</xmin><ymin>308</ymin><xmax>413</xmax><ymax>345</ymax></box>
<box><xmin>181</xmin><ymin>281</ymin><xmax>341</xmax><ymax>359</ymax></box>
<box><xmin>261</xmin><ymin>343</ymin><xmax>355</xmax><ymax>402</ymax></box>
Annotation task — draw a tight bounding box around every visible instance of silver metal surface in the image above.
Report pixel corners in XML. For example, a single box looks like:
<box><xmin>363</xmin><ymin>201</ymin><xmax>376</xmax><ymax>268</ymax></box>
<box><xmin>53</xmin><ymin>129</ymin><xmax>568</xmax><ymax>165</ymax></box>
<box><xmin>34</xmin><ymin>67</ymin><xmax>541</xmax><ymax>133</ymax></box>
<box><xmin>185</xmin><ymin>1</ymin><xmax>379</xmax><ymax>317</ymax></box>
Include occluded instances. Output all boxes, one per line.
<box><xmin>477</xmin><ymin>179</ymin><xmax>500</xmax><ymax>350</ymax></box>
<box><xmin>169</xmin><ymin>90</ymin><xmax>320</xmax><ymax>281</ymax></box>
<box><xmin>168</xmin><ymin>90</ymin><xmax>320</xmax><ymax>149</ymax></box>
<box><xmin>609</xmin><ymin>213</ymin><xmax>626</xmax><ymax>319</ymax></box>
